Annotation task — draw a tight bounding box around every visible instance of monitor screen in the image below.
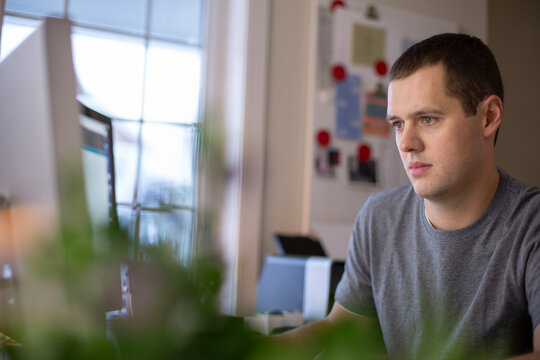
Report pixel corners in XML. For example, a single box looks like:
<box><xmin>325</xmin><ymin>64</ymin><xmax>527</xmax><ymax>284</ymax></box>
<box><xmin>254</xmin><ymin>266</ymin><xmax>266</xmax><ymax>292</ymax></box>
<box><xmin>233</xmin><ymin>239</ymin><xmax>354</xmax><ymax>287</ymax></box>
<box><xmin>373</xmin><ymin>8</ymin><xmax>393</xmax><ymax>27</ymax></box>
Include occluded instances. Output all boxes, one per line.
<box><xmin>79</xmin><ymin>103</ymin><xmax>118</xmax><ymax>231</ymax></box>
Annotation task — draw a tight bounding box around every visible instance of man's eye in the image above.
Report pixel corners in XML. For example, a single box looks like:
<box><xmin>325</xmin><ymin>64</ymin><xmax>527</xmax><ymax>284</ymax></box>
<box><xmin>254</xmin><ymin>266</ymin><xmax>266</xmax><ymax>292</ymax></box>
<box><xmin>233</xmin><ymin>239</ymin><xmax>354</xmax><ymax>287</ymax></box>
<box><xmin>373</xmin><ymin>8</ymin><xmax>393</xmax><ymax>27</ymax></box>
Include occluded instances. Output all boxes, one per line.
<box><xmin>422</xmin><ymin>117</ymin><xmax>436</xmax><ymax>125</ymax></box>
<box><xmin>391</xmin><ymin>121</ymin><xmax>404</xmax><ymax>129</ymax></box>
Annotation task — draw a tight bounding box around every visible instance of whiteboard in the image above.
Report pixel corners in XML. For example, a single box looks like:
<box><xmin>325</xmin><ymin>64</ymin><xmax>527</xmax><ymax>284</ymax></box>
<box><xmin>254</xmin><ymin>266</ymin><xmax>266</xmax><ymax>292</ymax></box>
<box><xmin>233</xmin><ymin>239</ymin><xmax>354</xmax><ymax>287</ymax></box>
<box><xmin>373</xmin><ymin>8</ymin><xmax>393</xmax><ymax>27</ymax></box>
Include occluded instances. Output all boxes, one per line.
<box><xmin>308</xmin><ymin>0</ymin><xmax>458</xmax><ymax>259</ymax></box>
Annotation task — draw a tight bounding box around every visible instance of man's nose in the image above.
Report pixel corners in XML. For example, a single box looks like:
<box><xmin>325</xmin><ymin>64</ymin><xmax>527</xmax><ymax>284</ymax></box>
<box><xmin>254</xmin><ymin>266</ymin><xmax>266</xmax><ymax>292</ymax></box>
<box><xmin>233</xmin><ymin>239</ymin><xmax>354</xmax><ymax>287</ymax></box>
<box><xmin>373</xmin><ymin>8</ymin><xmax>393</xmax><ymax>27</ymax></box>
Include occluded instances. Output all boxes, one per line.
<box><xmin>398</xmin><ymin>124</ymin><xmax>424</xmax><ymax>153</ymax></box>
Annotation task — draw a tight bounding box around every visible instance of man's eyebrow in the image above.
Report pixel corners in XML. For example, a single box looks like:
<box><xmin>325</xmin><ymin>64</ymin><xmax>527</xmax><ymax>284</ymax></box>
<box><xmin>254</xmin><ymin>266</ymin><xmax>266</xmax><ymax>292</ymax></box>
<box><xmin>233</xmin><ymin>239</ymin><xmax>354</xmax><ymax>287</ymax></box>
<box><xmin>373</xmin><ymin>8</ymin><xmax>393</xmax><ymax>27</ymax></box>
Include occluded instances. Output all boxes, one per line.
<box><xmin>387</xmin><ymin>108</ymin><xmax>447</xmax><ymax>122</ymax></box>
<box><xmin>386</xmin><ymin>115</ymin><xmax>401</xmax><ymax>122</ymax></box>
<box><xmin>411</xmin><ymin>108</ymin><xmax>447</xmax><ymax>117</ymax></box>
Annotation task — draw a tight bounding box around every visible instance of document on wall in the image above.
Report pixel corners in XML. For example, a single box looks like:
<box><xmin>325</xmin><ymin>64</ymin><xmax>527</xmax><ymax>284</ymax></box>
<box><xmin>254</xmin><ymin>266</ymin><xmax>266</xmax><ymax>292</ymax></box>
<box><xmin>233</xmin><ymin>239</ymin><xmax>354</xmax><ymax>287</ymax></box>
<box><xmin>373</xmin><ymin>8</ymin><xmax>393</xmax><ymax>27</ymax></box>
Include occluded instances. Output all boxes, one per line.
<box><xmin>316</xmin><ymin>5</ymin><xmax>334</xmax><ymax>90</ymax></box>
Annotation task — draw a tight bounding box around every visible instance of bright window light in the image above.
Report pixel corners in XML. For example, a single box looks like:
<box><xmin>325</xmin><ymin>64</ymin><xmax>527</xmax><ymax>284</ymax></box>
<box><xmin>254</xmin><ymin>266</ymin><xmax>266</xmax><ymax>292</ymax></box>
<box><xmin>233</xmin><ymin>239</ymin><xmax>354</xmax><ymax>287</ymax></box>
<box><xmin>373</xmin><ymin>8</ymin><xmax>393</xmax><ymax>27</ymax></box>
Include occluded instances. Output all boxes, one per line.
<box><xmin>143</xmin><ymin>41</ymin><xmax>202</xmax><ymax>124</ymax></box>
<box><xmin>0</xmin><ymin>16</ymin><xmax>41</xmax><ymax>61</ymax></box>
<box><xmin>71</xmin><ymin>28</ymin><xmax>146</xmax><ymax>120</ymax></box>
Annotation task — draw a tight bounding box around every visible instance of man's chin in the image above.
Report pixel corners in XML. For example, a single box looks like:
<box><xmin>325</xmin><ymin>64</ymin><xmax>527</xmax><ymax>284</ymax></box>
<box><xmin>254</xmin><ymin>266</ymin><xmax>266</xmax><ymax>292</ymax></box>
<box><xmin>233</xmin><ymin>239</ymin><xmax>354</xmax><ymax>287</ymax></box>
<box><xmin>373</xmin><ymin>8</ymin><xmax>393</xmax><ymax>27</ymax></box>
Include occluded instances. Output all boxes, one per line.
<box><xmin>410</xmin><ymin>182</ymin><xmax>433</xmax><ymax>199</ymax></box>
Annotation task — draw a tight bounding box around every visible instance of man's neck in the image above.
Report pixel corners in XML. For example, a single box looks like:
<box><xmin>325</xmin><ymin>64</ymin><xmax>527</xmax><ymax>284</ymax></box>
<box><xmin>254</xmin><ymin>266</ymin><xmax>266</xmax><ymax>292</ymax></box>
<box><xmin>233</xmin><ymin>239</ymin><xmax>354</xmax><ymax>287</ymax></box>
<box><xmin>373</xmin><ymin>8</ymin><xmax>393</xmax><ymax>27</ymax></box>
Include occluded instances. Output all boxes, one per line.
<box><xmin>424</xmin><ymin>167</ymin><xmax>500</xmax><ymax>231</ymax></box>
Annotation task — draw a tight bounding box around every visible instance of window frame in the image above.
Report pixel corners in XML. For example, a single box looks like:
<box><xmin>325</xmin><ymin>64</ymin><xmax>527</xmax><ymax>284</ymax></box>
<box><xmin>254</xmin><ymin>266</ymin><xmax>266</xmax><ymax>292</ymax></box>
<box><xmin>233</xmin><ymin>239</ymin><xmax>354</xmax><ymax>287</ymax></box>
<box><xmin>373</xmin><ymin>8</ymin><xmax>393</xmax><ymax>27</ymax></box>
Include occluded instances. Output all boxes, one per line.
<box><xmin>201</xmin><ymin>0</ymin><xmax>269</xmax><ymax>316</ymax></box>
<box><xmin>0</xmin><ymin>0</ymin><xmax>206</xmax><ymax>267</ymax></box>
<box><xmin>0</xmin><ymin>0</ymin><xmax>270</xmax><ymax>316</ymax></box>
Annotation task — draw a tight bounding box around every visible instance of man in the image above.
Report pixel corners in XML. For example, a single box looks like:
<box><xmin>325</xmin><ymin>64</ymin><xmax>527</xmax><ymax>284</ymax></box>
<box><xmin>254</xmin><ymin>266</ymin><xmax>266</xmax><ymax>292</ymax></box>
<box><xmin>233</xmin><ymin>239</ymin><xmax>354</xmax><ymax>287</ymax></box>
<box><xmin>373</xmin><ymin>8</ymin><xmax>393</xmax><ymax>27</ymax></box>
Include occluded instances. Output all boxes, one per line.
<box><xmin>277</xmin><ymin>34</ymin><xmax>540</xmax><ymax>359</ymax></box>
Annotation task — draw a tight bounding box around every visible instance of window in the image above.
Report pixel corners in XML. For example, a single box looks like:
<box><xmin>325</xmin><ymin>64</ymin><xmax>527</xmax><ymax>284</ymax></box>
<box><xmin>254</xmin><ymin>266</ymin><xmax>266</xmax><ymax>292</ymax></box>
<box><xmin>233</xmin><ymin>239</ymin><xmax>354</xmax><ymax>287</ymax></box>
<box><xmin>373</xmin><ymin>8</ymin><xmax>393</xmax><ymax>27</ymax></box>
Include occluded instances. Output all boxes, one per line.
<box><xmin>1</xmin><ymin>0</ymin><xmax>206</xmax><ymax>265</ymax></box>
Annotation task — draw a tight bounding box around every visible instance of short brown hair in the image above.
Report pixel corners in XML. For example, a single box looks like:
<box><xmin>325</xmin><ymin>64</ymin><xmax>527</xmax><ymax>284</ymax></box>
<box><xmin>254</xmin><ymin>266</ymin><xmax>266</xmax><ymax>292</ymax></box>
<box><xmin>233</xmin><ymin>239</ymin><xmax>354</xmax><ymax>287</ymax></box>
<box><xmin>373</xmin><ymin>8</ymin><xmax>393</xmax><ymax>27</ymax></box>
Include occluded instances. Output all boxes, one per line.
<box><xmin>390</xmin><ymin>33</ymin><xmax>504</xmax><ymax>116</ymax></box>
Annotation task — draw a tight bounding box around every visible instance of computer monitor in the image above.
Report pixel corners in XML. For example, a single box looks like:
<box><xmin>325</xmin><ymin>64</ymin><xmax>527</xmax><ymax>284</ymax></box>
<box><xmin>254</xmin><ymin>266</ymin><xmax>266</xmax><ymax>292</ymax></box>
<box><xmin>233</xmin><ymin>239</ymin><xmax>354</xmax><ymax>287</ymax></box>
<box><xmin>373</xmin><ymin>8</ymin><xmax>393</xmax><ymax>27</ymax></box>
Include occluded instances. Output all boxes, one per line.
<box><xmin>0</xmin><ymin>16</ymin><xmax>87</xmax><ymax>243</ymax></box>
<box><xmin>0</xmin><ymin>17</ymin><xmax>90</xmax><ymax>330</ymax></box>
<box><xmin>79</xmin><ymin>102</ymin><xmax>119</xmax><ymax>235</ymax></box>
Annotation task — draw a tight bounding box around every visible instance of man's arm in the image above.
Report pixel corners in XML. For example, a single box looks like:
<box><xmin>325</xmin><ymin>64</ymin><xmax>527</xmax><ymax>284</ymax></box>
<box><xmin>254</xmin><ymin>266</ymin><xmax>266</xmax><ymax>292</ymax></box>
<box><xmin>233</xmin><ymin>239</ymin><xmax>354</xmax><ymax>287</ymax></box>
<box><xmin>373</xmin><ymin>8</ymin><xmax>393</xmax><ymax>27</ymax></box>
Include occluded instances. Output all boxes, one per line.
<box><xmin>508</xmin><ymin>324</ymin><xmax>540</xmax><ymax>359</ymax></box>
<box><xmin>272</xmin><ymin>301</ymin><xmax>379</xmax><ymax>346</ymax></box>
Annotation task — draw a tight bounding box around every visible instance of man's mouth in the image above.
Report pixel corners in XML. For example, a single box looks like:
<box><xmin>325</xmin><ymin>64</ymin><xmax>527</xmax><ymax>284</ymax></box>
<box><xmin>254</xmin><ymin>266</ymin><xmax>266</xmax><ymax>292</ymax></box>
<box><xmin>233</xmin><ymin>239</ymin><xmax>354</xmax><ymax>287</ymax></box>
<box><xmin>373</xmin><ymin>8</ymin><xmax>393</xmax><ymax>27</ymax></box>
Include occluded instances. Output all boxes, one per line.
<box><xmin>408</xmin><ymin>162</ymin><xmax>432</xmax><ymax>176</ymax></box>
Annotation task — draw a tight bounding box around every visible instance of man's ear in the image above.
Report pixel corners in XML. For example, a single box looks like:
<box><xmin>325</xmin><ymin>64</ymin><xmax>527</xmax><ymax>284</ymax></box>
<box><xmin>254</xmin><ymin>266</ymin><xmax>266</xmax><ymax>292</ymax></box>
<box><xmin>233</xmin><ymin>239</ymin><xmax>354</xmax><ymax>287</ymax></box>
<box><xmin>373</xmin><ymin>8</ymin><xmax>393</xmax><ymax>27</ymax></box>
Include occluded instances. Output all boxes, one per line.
<box><xmin>480</xmin><ymin>95</ymin><xmax>503</xmax><ymax>140</ymax></box>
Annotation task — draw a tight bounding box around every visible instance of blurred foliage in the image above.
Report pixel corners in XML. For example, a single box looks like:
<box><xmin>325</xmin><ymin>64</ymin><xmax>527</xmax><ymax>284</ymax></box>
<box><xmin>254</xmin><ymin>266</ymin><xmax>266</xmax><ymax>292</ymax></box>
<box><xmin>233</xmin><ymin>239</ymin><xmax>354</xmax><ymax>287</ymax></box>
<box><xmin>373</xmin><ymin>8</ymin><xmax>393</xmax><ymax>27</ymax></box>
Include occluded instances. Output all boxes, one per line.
<box><xmin>0</xmin><ymin>116</ymin><xmax>388</xmax><ymax>359</ymax></box>
<box><xmin>0</xmin><ymin>212</ymin><xmax>389</xmax><ymax>360</ymax></box>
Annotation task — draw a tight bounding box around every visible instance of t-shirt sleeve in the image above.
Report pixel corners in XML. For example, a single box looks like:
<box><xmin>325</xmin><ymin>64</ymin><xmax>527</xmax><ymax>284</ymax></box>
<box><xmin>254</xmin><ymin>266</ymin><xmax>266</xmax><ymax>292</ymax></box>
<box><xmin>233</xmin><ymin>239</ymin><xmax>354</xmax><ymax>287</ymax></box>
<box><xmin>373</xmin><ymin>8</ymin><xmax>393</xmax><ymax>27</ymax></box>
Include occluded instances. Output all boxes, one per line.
<box><xmin>334</xmin><ymin>199</ymin><xmax>377</xmax><ymax>317</ymax></box>
<box><xmin>525</xmin><ymin>227</ymin><xmax>540</xmax><ymax>331</ymax></box>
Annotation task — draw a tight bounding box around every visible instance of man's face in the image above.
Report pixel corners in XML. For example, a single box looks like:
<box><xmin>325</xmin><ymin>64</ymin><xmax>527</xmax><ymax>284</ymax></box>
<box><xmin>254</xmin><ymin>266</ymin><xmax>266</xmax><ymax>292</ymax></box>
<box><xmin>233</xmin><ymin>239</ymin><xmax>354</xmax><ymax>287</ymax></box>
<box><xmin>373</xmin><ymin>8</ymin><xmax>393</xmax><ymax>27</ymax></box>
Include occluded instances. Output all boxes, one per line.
<box><xmin>387</xmin><ymin>64</ymin><xmax>485</xmax><ymax>201</ymax></box>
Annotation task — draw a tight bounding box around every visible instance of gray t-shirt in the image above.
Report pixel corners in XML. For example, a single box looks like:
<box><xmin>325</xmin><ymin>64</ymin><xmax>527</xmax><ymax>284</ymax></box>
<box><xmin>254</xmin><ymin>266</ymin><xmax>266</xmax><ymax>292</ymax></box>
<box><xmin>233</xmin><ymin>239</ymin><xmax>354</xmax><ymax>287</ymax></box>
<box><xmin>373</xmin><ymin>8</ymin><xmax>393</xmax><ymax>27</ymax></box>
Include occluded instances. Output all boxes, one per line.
<box><xmin>335</xmin><ymin>169</ymin><xmax>540</xmax><ymax>359</ymax></box>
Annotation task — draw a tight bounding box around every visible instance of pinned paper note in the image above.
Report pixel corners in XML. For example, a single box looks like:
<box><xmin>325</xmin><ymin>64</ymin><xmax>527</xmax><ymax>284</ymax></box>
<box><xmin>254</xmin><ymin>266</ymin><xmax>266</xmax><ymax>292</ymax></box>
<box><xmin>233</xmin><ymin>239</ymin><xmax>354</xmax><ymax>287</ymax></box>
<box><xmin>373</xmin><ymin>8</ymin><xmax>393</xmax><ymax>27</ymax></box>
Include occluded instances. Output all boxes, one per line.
<box><xmin>316</xmin><ymin>5</ymin><xmax>334</xmax><ymax>89</ymax></box>
<box><xmin>350</xmin><ymin>23</ymin><xmax>386</xmax><ymax>67</ymax></box>
<box><xmin>315</xmin><ymin>129</ymin><xmax>340</xmax><ymax>177</ymax></box>
<box><xmin>363</xmin><ymin>91</ymin><xmax>389</xmax><ymax>137</ymax></box>
<box><xmin>402</xmin><ymin>38</ymin><xmax>418</xmax><ymax>53</ymax></box>
<box><xmin>348</xmin><ymin>143</ymin><xmax>377</xmax><ymax>184</ymax></box>
<box><xmin>336</xmin><ymin>74</ymin><xmax>362</xmax><ymax>140</ymax></box>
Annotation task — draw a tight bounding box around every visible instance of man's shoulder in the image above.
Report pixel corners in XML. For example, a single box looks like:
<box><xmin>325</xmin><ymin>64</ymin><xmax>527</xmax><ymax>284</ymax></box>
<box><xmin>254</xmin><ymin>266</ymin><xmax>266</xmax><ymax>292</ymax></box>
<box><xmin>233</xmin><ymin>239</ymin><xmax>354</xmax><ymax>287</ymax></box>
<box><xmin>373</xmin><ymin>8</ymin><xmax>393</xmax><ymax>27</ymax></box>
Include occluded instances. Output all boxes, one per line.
<box><xmin>499</xmin><ymin>169</ymin><xmax>540</xmax><ymax>218</ymax></box>
<box><xmin>499</xmin><ymin>168</ymin><xmax>540</xmax><ymax>206</ymax></box>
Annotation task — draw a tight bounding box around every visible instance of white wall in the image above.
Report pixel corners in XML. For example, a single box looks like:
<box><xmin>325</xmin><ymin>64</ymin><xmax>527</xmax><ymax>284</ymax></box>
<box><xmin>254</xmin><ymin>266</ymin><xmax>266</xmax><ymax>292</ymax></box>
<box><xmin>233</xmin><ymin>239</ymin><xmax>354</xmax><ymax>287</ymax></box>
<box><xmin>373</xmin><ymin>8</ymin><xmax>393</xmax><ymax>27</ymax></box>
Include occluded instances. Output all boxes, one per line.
<box><xmin>371</xmin><ymin>0</ymin><xmax>487</xmax><ymax>40</ymax></box>
<box><xmin>260</xmin><ymin>0</ymin><xmax>487</xmax><ymax>282</ymax></box>
<box><xmin>489</xmin><ymin>0</ymin><xmax>540</xmax><ymax>187</ymax></box>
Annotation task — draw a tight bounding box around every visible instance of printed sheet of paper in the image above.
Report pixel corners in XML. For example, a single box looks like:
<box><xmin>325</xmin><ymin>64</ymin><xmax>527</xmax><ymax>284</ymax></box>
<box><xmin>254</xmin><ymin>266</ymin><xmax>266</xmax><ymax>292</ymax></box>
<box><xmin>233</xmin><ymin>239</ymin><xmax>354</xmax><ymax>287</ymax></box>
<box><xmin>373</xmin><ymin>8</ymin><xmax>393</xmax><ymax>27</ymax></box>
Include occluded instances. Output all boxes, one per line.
<box><xmin>350</xmin><ymin>23</ymin><xmax>386</xmax><ymax>66</ymax></box>
<box><xmin>316</xmin><ymin>5</ymin><xmax>334</xmax><ymax>89</ymax></box>
<box><xmin>336</xmin><ymin>74</ymin><xmax>362</xmax><ymax>140</ymax></box>
<box><xmin>401</xmin><ymin>38</ymin><xmax>418</xmax><ymax>53</ymax></box>
<box><xmin>363</xmin><ymin>92</ymin><xmax>390</xmax><ymax>137</ymax></box>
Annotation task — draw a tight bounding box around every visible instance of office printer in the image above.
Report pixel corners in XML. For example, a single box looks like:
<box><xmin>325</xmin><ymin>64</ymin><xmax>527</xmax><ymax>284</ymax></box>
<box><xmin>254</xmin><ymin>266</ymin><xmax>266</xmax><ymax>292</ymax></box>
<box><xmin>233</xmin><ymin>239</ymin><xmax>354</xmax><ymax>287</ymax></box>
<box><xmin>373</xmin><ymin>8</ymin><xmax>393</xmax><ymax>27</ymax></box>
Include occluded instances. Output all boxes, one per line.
<box><xmin>256</xmin><ymin>234</ymin><xmax>345</xmax><ymax>323</ymax></box>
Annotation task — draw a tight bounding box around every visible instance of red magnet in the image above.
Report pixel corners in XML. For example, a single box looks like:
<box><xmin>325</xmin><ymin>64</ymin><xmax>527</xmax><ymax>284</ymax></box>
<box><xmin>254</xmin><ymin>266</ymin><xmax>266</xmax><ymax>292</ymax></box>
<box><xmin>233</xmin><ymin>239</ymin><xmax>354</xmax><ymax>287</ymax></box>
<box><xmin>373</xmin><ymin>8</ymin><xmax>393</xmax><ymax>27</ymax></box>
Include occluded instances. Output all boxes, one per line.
<box><xmin>330</xmin><ymin>0</ymin><xmax>346</xmax><ymax>12</ymax></box>
<box><xmin>375</xmin><ymin>60</ymin><xmax>388</xmax><ymax>76</ymax></box>
<box><xmin>331</xmin><ymin>64</ymin><xmax>347</xmax><ymax>82</ymax></box>
<box><xmin>317</xmin><ymin>130</ymin><xmax>331</xmax><ymax>147</ymax></box>
<box><xmin>358</xmin><ymin>144</ymin><xmax>371</xmax><ymax>162</ymax></box>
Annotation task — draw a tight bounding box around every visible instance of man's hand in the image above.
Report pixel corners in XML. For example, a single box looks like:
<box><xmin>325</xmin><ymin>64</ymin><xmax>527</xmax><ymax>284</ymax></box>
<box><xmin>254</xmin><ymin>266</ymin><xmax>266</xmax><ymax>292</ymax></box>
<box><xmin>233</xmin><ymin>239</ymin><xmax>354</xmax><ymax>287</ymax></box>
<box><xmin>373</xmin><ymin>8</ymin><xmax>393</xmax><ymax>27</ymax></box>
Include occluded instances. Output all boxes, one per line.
<box><xmin>270</xmin><ymin>301</ymin><xmax>384</xmax><ymax>357</ymax></box>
